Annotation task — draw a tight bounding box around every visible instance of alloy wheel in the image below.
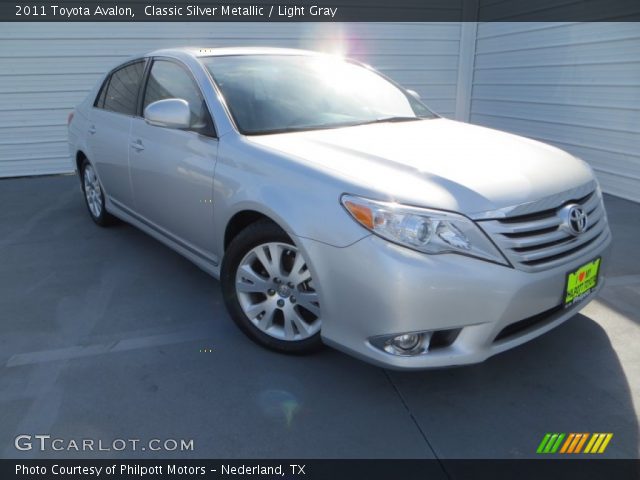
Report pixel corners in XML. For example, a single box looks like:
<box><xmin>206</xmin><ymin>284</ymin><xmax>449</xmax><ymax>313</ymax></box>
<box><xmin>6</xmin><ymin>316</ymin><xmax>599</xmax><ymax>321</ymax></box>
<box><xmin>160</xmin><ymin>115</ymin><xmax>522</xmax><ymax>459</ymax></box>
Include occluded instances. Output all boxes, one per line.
<box><xmin>83</xmin><ymin>164</ymin><xmax>103</xmax><ymax>218</ymax></box>
<box><xmin>235</xmin><ymin>242</ymin><xmax>321</xmax><ymax>341</ymax></box>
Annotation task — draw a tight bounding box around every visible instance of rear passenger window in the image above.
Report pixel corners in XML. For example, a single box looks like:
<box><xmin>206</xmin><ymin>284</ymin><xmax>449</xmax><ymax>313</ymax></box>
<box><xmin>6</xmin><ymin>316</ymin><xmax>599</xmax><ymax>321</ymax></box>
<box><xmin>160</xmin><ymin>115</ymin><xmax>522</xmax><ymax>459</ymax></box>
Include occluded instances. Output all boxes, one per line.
<box><xmin>103</xmin><ymin>61</ymin><xmax>145</xmax><ymax>115</ymax></box>
<box><xmin>94</xmin><ymin>77</ymin><xmax>109</xmax><ymax>108</ymax></box>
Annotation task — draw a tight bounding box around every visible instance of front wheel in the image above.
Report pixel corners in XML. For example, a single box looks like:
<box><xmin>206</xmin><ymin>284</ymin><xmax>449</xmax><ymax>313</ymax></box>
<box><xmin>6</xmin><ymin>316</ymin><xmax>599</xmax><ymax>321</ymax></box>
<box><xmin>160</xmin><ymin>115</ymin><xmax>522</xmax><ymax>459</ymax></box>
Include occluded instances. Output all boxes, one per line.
<box><xmin>221</xmin><ymin>220</ymin><xmax>323</xmax><ymax>354</ymax></box>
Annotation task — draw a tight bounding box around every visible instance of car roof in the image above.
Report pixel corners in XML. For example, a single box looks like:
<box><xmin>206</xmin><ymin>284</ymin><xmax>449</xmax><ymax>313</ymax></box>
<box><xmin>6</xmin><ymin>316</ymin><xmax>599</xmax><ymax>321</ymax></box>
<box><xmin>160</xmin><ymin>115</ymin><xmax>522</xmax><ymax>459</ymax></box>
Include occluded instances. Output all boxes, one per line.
<box><xmin>146</xmin><ymin>47</ymin><xmax>324</xmax><ymax>58</ymax></box>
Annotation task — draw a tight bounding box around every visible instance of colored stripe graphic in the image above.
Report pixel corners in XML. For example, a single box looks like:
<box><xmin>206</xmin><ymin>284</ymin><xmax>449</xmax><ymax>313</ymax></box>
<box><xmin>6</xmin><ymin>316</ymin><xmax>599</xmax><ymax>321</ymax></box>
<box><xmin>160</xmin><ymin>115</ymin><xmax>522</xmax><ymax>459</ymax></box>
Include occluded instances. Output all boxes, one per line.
<box><xmin>538</xmin><ymin>433</ymin><xmax>613</xmax><ymax>454</ymax></box>
<box><xmin>544</xmin><ymin>434</ymin><xmax>558</xmax><ymax>453</ymax></box>
<box><xmin>598</xmin><ymin>433</ymin><xmax>613</xmax><ymax>453</ymax></box>
<box><xmin>584</xmin><ymin>433</ymin><xmax>613</xmax><ymax>454</ymax></box>
<box><xmin>537</xmin><ymin>434</ymin><xmax>552</xmax><ymax>454</ymax></box>
<box><xmin>537</xmin><ymin>433</ymin><xmax>565</xmax><ymax>453</ymax></box>
<box><xmin>550</xmin><ymin>433</ymin><xmax>565</xmax><ymax>453</ymax></box>
<box><xmin>560</xmin><ymin>433</ymin><xmax>575</xmax><ymax>453</ymax></box>
<box><xmin>592</xmin><ymin>434</ymin><xmax>606</xmax><ymax>453</ymax></box>
<box><xmin>574</xmin><ymin>433</ymin><xmax>589</xmax><ymax>453</ymax></box>
<box><xmin>568</xmin><ymin>434</ymin><xmax>582</xmax><ymax>453</ymax></box>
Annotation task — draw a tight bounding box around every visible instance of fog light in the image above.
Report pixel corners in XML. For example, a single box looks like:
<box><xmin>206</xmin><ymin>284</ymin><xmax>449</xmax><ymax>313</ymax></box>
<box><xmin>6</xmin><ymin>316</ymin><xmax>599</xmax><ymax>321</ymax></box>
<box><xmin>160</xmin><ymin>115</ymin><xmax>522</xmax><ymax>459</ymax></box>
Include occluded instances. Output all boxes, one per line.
<box><xmin>381</xmin><ymin>333</ymin><xmax>427</xmax><ymax>356</ymax></box>
<box><xmin>393</xmin><ymin>334</ymin><xmax>421</xmax><ymax>351</ymax></box>
<box><xmin>370</xmin><ymin>328</ymin><xmax>459</xmax><ymax>357</ymax></box>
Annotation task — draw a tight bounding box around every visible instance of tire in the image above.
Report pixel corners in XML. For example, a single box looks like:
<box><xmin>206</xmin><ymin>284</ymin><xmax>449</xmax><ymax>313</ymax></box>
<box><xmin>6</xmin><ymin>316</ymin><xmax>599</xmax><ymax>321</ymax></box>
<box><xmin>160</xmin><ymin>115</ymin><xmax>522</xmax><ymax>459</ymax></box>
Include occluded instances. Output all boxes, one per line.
<box><xmin>221</xmin><ymin>220</ymin><xmax>323</xmax><ymax>354</ymax></box>
<box><xmin>80</xmin><ymin>159</ymin><xmax>115</xmax><ymax>227</ymax></box>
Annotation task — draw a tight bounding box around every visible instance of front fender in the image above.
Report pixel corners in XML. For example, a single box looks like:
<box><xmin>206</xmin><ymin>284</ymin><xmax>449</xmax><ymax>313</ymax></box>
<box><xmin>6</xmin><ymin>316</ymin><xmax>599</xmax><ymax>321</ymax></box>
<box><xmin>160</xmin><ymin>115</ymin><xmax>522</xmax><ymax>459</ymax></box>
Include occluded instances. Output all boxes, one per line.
<box><xmin>212</xmin><ymin>136</ymin><xmax>369</xmax><ymax>256</ymax></box>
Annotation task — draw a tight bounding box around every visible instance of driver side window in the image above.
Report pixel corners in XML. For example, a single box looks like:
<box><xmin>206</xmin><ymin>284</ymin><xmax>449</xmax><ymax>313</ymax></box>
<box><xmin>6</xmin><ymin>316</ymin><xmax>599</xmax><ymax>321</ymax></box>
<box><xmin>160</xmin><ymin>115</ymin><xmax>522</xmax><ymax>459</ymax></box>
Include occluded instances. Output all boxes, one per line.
<box><xmin>143</xmin><ymin>59</ymin><xmax>215</xmax><ymax>136</ymax></box>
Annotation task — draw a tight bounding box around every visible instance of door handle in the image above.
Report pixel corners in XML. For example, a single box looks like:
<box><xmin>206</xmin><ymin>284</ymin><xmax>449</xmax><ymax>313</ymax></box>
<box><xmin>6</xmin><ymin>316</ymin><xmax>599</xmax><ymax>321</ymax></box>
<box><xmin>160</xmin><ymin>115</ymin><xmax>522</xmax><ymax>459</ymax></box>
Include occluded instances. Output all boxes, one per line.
<box><xmin>88</xmin><ymin>125</ymin><xmax>96</xmax><ymax>134</ymax></box>
<box><xmin>130</xmin><ymin>139</ymin><xmax>145</xmax><ymax>152</ymax></box>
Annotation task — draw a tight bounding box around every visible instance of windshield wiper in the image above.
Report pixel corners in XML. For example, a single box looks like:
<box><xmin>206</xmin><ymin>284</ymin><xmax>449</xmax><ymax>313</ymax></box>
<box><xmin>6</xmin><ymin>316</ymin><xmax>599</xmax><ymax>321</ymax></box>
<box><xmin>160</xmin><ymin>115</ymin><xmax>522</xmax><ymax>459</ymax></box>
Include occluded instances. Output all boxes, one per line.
<box><xmin>350</xmin><ymin>116</ymin><xmax>424</xmax><ymax>127</ymax></box>
<box><xmin>244</xmin><ymin>116</ymin><xmax>429</xmax><ymax>136</ymax></box>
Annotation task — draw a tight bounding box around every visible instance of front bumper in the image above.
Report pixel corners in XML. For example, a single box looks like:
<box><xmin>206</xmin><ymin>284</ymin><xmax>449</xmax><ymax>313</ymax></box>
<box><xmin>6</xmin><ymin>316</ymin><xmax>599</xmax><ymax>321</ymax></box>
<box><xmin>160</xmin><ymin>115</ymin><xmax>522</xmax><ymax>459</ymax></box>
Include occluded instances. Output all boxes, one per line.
<box><xmin>294</xmin><ymin>231</ymin><xmax>612</xmax><ymax>370</ymax></box>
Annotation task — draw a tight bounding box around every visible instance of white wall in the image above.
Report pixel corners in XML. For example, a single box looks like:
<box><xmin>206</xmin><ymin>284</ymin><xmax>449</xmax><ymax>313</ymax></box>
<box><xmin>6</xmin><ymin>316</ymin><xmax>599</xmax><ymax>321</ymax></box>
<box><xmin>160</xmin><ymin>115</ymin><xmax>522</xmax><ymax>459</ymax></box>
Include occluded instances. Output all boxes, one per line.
<box><xmin>469</xmin><ymin>22</ymin><xmax>640</xmax><ymax>202</ymax></box>
<box><xmin>0</xmin><ymin>22</ymin><xmax>462</xmax><ymax>177</ymax></box>
<box><xmin>1</xmin><ymin>21</ymin><xmax>639</xmax><ymax>204</ymax></box>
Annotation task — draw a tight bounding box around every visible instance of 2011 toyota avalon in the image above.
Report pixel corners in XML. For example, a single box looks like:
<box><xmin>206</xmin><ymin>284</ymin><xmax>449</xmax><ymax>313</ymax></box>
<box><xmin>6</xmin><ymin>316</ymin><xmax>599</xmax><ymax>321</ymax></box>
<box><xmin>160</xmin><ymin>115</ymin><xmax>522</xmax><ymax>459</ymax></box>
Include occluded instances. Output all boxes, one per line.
<box><xmin>68</xmin><ymin>47</ymin><xmax>611</xmax><ymax>369</ymax></box>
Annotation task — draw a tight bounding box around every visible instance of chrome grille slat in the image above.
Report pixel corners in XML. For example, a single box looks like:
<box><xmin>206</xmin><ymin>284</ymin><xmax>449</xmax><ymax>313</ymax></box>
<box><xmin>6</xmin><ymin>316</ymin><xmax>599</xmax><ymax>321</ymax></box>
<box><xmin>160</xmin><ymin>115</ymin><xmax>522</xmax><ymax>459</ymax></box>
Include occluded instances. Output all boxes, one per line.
<box><xmin>520</xmin><ymin>229</ymin><xmax>610</xmax><ymax>271</ymax></box>
<box><xmin>499</xmin><ymin>228</ymin><xmax>571</xmax><ymax>249</ymax></box>
<box><xmin>584</xmin><ymin>204</ymin><xmax>604</xmax><ymax>225</ymax></box>
<box><xmin>516</xmin><ymin>220</ymin><xmax>606</xmax><ymax>263</ymax></box>
<box><xmin>483</xmin><ymin>215</ymin><xmax>562</xmax><ymax>234</ymax></box>
<box><xmin>581</xmin><ymin>191</ymin><xmax>600</xmax><ymax>213</ymax></box>
<box><xmin>500</xmin><ymin>206</ymin><xmax>605</xmax><ymax>250</ymax></box>
<box><xmin>479</xmin><ymin>187</ymin><xmax>609</xmax><ymax>272</ymax></box>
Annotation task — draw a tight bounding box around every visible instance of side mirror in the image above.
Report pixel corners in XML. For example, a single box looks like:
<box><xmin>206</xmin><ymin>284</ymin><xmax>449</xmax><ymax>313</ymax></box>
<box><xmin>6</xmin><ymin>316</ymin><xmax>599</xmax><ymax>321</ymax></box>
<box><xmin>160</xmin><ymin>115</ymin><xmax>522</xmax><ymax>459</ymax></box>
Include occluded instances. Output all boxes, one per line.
<box><xmin>407</xmin><ymin>89</ymin><xmax>421</xmax><ymax>101</ymax></box>
<box><xmin>144</xmin><ymin>99</ymin><xmax>191</xmax><ymax>129</ymax></box>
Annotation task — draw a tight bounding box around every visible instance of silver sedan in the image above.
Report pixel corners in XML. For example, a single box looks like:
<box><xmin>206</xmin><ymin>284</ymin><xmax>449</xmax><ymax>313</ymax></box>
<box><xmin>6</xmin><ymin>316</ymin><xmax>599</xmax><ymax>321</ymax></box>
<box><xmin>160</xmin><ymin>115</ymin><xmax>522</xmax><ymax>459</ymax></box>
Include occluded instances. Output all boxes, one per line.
<box><xmin>68</xmin><ymin>47</ymin><xmax>611</xmax><ymax>369</ymax></box>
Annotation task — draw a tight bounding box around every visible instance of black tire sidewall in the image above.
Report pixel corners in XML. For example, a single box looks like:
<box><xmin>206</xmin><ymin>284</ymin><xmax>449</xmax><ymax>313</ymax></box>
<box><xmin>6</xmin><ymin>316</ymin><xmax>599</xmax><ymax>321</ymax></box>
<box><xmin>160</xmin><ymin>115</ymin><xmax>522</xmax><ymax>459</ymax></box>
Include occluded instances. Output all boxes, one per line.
<box><xmin>221</xmin><ymin>220</ymin><xmax>323</xmax><ymax>354</ymax></box>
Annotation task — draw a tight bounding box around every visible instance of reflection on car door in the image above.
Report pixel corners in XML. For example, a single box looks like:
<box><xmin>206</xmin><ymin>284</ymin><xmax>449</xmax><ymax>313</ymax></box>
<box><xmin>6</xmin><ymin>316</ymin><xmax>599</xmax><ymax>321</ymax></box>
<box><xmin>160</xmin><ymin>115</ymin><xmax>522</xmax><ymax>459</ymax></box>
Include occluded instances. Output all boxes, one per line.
<box><xmin>128</xmin><ymin>58</ymin><xmax>218</xmax><ymax>259</ymax></box>
<box><xmin>88</xmin><ymin>60</ymin><xmax>145</xmax><ymax>208</ymax></box>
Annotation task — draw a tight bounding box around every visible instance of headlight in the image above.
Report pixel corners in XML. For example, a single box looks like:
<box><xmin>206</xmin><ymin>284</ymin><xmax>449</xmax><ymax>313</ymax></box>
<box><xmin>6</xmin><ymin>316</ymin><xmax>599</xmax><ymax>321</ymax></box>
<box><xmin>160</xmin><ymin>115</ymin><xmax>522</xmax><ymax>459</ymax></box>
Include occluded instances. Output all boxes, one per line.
<box><xmin>341</xmin><ymin>194</ymin><xmax>509</xmax><ymax>265</ymax></box>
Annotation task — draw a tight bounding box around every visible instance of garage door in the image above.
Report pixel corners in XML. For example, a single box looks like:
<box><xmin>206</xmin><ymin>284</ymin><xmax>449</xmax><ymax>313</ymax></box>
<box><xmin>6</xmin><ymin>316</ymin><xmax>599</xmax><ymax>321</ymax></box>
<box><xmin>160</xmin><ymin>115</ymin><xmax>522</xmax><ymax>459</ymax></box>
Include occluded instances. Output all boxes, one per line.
<box><xmin>470</xmin><ymin>22</ymin><xmax>640</xmax><ymax>202</ymax></box>
<box><xmin>0</xmin><ymin>22</ymin><xmax>462</xmax><ymax>177</ymax></box>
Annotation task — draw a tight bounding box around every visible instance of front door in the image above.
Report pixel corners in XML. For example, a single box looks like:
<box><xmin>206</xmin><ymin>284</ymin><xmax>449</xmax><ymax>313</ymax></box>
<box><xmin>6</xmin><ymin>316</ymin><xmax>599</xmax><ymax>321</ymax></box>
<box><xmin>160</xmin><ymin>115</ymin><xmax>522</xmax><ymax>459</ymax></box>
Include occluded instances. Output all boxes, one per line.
<box><xmin>128</xmin><ymin>58</ymin><xmax>218</xmax><ymax>258</ymax></box>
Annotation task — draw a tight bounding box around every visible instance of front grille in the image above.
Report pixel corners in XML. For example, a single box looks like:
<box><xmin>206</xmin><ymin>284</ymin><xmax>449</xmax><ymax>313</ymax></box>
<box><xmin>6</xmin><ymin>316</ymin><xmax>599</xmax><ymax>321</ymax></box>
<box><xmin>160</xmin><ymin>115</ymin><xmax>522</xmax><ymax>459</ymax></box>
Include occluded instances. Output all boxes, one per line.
<box><xmin>480</xmin><ymin>187</ymin><xmax>610</xmax><ymax>272</ymax></box>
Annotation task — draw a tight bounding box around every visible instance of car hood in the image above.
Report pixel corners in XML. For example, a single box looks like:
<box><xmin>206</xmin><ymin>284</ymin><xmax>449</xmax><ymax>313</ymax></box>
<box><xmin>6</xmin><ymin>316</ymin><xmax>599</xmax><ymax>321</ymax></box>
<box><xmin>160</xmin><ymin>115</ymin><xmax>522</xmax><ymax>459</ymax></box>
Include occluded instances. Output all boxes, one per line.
<box><xmin>247</xmin><ymin>118</ymin><xmax>595</xmax><ymax>216</ymax></box>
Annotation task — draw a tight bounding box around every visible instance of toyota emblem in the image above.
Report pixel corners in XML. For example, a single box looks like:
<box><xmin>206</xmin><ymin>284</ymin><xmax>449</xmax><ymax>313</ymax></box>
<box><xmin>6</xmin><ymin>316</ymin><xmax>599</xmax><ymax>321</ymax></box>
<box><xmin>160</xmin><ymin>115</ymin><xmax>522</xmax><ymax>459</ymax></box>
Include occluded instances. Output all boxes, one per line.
<box><xmin>559</xmin><ymin>204</ymin><xmax>588</xmax><ymax>236</ymax></box>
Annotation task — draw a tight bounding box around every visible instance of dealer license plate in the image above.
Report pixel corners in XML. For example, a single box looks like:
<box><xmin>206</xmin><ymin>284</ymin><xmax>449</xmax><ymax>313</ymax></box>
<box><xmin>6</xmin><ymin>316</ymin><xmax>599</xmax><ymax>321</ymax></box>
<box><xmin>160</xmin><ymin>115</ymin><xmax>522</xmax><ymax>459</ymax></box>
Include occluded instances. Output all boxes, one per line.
<box><xmin>564</xmin><ymin>257</ymin><xmax>601</xmax><ymax>308</ymax></box>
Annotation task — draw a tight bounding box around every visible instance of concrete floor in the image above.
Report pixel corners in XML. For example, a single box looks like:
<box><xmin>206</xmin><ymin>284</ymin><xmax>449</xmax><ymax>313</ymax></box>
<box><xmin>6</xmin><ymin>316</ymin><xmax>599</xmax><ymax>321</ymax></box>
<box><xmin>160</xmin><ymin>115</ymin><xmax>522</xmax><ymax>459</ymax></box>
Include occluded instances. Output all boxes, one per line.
<box><xmin>0</xmin><ymin>174</ymin><xmax>638</xmax><ymax>460</ymax></box>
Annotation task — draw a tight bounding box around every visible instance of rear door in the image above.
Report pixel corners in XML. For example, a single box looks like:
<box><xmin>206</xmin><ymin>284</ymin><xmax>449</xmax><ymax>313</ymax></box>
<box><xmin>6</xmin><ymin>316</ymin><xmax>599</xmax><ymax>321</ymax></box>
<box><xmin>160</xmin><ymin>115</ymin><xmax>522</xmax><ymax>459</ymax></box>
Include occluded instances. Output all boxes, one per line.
<box><xmin>128</xmin><ymin>57</ymin><xmax>218</xmax><ymax>257</ymax></box>
<box><xmin>88</xmin><ymin>60</ymin><xmax>146</xmax><ymax>208</ymax></box>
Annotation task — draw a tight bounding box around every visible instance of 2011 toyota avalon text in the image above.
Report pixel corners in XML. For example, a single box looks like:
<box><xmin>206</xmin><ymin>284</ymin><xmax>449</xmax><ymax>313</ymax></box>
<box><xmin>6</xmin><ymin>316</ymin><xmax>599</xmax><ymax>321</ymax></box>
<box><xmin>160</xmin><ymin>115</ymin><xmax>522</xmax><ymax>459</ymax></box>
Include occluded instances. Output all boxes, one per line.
<box><xmin>67</xmin><ymin>47</ymin><xmax>612</xmax><ymax>369</ymax></box>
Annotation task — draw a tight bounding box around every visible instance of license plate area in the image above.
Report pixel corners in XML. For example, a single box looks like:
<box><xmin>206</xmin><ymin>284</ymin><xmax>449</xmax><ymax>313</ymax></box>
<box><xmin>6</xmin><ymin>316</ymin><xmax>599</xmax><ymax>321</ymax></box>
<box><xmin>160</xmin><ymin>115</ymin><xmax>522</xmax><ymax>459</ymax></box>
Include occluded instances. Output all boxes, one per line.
<box><xmin>564</xmin><ymin>257</ymin><xmax>601</xmax><ymax>308</ymax></box>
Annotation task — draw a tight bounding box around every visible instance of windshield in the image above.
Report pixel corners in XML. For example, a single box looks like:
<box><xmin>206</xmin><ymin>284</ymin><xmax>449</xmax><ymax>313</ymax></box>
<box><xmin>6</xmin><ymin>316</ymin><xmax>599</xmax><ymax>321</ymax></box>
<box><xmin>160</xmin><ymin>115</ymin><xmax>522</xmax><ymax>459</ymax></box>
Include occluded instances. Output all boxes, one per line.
<box><xmin>201</xmin><ymin>54</ymin><xmax>436</xmax><ymax>135</ymax></box>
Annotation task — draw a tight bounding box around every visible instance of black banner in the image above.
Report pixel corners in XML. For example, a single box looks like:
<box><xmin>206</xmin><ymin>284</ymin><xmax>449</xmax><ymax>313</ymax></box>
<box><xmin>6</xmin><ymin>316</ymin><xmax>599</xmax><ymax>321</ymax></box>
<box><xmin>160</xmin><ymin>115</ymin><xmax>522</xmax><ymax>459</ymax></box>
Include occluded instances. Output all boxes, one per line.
<box><xmin>4</xmin><ymin>459</ymin><xmax>640</xmax><ymax>480</ymax></box>
<box><xmin>3</xmin><ymin>0</ymin><xmax>640</xmax><ymax>22</ymax></box>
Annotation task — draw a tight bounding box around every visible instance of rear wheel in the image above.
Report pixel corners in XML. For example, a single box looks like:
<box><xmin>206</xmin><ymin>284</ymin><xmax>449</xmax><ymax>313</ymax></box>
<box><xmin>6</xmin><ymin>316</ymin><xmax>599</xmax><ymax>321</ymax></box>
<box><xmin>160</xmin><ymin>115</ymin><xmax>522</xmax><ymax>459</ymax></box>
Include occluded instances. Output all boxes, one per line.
<box><xmin>221</xmin><ymin>220</ymin><xmax>323</xmax><ymax>353</ymax></box>
<box><xmin>81</xmin><ymin>159</ymin><xmax>114</xmax><ymax>226</ymax></box>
